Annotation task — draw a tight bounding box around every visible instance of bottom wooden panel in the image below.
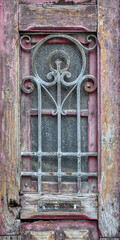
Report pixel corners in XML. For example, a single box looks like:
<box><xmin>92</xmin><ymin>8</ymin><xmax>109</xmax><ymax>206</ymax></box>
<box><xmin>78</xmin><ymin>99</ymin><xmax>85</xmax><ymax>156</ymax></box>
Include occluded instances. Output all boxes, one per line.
<box><xmin>100</xmin><ymin>239</ymin><xmax>120</xmax><ymax>240</ymax></box>
<box><xmin>0</xmin><ymin>237</ymin><xmax>20</xmax><ymax>240</ymax></box>
<box><xmin>21</xmin><ymin>220</ymin><xmax>99</xmax><ymax>239</ymax></box>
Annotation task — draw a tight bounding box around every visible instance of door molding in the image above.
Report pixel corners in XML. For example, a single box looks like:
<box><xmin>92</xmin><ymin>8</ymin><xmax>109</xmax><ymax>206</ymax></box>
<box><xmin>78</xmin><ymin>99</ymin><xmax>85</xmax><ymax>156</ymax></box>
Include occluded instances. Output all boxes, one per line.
<box><xmin>0</xmin><ymin>0</ymin><xmax>119</xmax><ymax>238</ymax></box>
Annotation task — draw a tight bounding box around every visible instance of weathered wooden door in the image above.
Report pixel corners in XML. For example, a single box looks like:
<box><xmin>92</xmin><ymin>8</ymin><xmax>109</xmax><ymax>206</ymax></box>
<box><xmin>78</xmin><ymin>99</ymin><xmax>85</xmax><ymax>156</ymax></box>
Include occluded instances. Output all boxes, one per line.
<box><xmin>0</xmin><ymin>0</ymin><xmax>119</xmax><ymax>239</ymax></box>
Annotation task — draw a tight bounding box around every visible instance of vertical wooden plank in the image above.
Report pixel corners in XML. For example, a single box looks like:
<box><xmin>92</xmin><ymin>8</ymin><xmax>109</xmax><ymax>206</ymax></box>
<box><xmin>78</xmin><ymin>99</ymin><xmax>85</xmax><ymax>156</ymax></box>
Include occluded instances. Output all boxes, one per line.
<box><xmin>0</xmin><ymin>0</ymin><xmax>20</xmax><ymax>235</ymax></box>
<box><xmin>88</xmin><ymin>41</ymin><xmax>97</xmax><ymax>193</ymax></box>
<box><xmin>98</xmin><ymin>0</ymin><xmax>120</xmax><ymax>237</ymax></box>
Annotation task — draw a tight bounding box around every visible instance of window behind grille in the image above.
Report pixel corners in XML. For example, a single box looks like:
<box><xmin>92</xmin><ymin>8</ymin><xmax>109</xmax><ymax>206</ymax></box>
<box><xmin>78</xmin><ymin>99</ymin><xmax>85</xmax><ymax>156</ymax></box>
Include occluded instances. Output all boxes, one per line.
<box><xmin>20</xmin><ymin>33</ymin><xmax>97</xmax><ymax>195</ymax></box>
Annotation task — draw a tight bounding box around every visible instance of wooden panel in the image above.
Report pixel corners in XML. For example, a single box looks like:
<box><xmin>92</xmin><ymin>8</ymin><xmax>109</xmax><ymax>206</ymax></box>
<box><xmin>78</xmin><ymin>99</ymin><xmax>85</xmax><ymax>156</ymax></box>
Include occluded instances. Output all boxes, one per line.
<box><xmin>21</xmin><ymin>220</ymin><xmax>99</xmax><ymax>239</ymax></box>
<box><xmin>100</xmin><ymin>239</ymin><xmax>120</xmax><ymax>240</ymax></box>
<box><xmin>0</xmin><ymin>237</ymin><xmax>20</xmax><ymax>240</ymax></box>
<box><xmin>19</xmin><ymin>0</ymin><xmax>96</xmax><ymax>4</ymax></box>
<box><xmin>20</xmin><ymin>193</ymin><xmax>98</xmax><ymax>219</ymax></box>
<box><xmin>98</xmin><ymin>0</ymin><xmax>120</xmax><ymax>238</ymax></box>
<box><xmin>0</xmin><ymin>0</ymin><xmax>20</xmax><ymax>236</ymax></box>
<box><xmin>19</xmin><ymin>5</ymin><xmax>97</xmax><ymax>32</ymax></box>
<box><xmin>64</xmin><ymin>230</ymin><xmax>89</xmax><ymax>239</ymax></box>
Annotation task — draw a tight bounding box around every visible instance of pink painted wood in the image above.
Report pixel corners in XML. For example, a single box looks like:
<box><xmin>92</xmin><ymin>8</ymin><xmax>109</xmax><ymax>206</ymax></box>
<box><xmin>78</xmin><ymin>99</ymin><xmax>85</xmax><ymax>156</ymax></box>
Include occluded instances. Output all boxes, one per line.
<box><xmin>98</xmin><ymin>0</ymin><xmax>120</xmax><ymax>237</ymax></box>
<box><xmin>0</xmin><ymin>0</ymin><xmax>119</xmax><ymax>238</ymax></box>
<box><xmin>19</xmin><ymin>0</ymin><xmax>96</xmax><ymax>4</ymax></box>
<box><xmin>21</xmin><ymin>220</ymin><xmax>99</xmax><ymax>239</ymax></box>
<box><xmin>88</xmin><ymin>41</ymin><xmax>97</xmax><ymax>193</ymax></box>
<box><xmin>0</xmin><ymin>0</ymin><xmax>20</xmax><ymax>235</ymax></box>
<box><xmin>19</xmin><ymin>5</ymin><xmax>97</xmax><ymax>32</ymax></box>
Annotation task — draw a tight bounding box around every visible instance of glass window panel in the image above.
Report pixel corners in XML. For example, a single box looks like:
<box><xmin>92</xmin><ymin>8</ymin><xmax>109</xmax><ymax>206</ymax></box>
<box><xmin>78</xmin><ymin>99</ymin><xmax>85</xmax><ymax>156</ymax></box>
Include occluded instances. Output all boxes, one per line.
<box><xmin>61</xmin><ymin>157</ymin><xmax>77</xmax><ymax>172</ymax></box>
<box><xmin>42</xmin><ymin>156</ymin><xmax>58</xmax><ymax>172</ymax></box>
<box><xmin>42</xmin><ymin>116</ymin><xmax>57</xmax><ymax>152</ymax></box>
<box><xmin>61</xmin><ymin>116</ymin><xmax>77</xmax><ymax>152</ymax></box>
<box><xmin>31</xmin><ymin>156</ymin><xmax>38</xmax><ymax>172</ymax></box>
<box><xmin>81</xmin><ymin>117</ymin><xmax>88</xmax><ymax>152</ymax></box>
<box><xmin>31</xmin><ymin>116</ymin><xmax>38</xmax><ymax>152</ymax></box>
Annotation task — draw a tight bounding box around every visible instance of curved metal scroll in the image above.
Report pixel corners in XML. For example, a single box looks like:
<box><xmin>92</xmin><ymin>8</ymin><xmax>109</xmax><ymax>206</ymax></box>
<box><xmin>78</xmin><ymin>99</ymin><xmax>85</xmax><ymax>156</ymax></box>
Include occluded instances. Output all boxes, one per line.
<box><xmin>20</xmin><ymin>34</ymin><xmax>97</xmax><ymax>194</ymax></box>
<box><xmin>20</xmin><ymin>34</ymin><xmax>97</xmax><ymax>116</ymax></box>
<box><xmin>20</xmin><ymin>34</ymin><xmax>97</xmax><ymax>93</ymax></box>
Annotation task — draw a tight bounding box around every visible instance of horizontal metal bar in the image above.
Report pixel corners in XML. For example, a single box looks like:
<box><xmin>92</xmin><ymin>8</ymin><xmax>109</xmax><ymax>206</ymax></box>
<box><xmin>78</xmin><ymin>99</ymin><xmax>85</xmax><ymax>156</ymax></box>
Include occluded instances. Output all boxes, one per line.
<box><xmin>21</xmin><ymin>172</ymin><xmax>97</xmax><ymax>177</ymax></box>
<box><xmin>21</xmin><ymin>172</ymin><xmax>38</xmax><ymax>176</ymax></box>
<box><xmin>41</xmin><ymin>172</ymin><xmax>98</xmax><ymax>177</ymax></box>
<box><xmin>81</xmin><ymin>152</ymin><xmax>98</xmax><ymax>157</ymax></box>
<box><xmin>30</xmin><ymin>109</ymin><xmax>88</xmax><ymax>117</ymax></box>
<box><xmin>21</xmin><ymin>152</ymin><xmax>98</xmax><ymax>157</ymax></box>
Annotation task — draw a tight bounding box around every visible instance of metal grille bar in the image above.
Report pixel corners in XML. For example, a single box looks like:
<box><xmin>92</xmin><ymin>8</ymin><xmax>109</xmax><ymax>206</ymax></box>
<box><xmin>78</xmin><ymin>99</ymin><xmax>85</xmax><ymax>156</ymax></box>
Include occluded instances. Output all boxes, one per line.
<box><xmin>21</xmin><ymin>172</ymin><xmax>98</xmax><ymax>177</ymax></box>
<box><xmin>21</xmin><ymin>152</ymin><xmax>98</xmax><ymax>157</ymax></box>
<box><xmin>20</xmin><ymin>34</ymin><xmax>97</xmax><ymax>194</ymax></box>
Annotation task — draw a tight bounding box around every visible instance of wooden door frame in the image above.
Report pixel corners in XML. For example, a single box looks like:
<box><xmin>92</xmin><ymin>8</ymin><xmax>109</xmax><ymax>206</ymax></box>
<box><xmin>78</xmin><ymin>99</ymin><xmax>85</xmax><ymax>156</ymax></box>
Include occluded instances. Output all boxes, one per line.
<box><xmin>0</xmin><ymin>0</ymin><xmax>119</xmax><ymax>238</ymax></box>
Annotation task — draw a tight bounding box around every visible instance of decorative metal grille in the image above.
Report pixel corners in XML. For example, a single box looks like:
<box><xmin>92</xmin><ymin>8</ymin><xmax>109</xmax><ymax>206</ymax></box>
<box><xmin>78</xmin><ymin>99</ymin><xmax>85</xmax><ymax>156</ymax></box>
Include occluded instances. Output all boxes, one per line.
<box><xmin>20</xmin><ymin>34</ymin><xmax>97</xmax><ymax>194</ymax></box>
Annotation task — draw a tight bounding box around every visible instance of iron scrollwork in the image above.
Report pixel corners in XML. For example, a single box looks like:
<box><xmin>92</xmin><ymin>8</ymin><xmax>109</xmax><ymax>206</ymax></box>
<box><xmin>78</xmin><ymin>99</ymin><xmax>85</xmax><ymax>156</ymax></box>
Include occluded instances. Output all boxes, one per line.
<box><xmin>20</xmin><ymin>34</ymin><xmax>97</xmax><ymax>193</ymax></box>
<box><xmin>20</xmin><ymin>34</ymin><xmax>97</xmax><ymax>113</ymax></box>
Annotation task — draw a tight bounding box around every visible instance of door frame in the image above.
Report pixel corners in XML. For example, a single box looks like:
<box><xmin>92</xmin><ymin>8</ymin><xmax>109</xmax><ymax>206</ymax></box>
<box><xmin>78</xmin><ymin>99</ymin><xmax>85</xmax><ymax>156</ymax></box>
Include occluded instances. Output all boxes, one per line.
<box><xmin>0</xmin><ymin>0</ymin><xmax>119</xmax><ymax>238</ymax></box>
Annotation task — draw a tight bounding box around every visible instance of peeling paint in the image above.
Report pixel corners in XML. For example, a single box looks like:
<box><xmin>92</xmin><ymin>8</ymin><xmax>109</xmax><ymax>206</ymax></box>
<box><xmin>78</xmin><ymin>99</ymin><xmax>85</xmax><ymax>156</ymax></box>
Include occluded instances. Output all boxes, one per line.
<box><xmin>98</xmin><ymin>0</ymin><xmax>119</xmax><ymax>237</ymax></box>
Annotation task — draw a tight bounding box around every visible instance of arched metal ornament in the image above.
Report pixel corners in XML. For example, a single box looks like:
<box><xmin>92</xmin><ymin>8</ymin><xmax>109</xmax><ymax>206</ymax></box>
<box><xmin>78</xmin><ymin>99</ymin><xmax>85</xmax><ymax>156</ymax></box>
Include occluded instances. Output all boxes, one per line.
<box><xmin>20</xmin><ymin>34</ymin><xmax>97</xmax><ymax>194</ymax></box>
<box><xmin>20</xmin><ymin>34</ymin><xmax>97</xmax><ymax>91</ymax></box>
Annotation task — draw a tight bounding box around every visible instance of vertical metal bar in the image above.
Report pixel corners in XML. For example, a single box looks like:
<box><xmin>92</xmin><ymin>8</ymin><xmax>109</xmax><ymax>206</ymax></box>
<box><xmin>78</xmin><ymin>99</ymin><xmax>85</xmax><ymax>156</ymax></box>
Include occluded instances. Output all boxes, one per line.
<box><xmin>57</xmin><ymin>69</ymin><xmax>62</xmax><ymax>193</ymax></box>
<box><xmin>21</xmin><ymin>39</ymin><xmax>31</xmax><ymax>191</ymax></box>
<box><xmin>38</xmin><ymin>84</ymin><xmax>42</xmax><ymax>192</ymax></box>
<box><xmin>77</xmin><ymin>83</ymin><xmax>81</xmax><ymax>193</ymax></box>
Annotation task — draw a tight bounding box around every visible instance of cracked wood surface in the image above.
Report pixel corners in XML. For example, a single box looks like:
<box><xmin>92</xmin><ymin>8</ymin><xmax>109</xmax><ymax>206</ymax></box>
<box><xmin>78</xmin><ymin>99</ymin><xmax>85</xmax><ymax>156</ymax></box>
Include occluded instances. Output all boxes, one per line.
<box><xmin>98</xmin><ymin>0</ymin><xmax>120</xmax><ymax>237</ymax></box>
<box><xmin>0</xmin><ymin>0</ymin><xmax>119</xmax><ymax>238</ymax></box>
<box><xmin>20</xmin><ymin>193</ymin><xmax>98</xmax><ymax>219</ymax></box>
<box><xmin>0</xmin><ymin>0</ymin><xmax>20</xmax><ymax>235</ymax></box>
<box><xmin>19</xmin><ymin>4</ymin><xmax>97</xmax><ymax>32</ymax></box>
<box><xmin>19</xmin><ymin>0</ymin><xmax>96</xmax><ymax>4</ymax></box>
<box><xmin>0</xmin><ymin>237</ymin><xmax>20</xmax><ymax>240</ymax></box>
<box><xmin>21</xmin><ymin>220</ymin><xmax>99</xmax><ymax>239</ymax></box>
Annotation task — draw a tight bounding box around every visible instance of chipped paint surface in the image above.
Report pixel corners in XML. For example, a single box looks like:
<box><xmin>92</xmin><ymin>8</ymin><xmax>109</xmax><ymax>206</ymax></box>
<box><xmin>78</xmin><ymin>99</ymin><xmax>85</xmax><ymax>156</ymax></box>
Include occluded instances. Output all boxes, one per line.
<box><xmin>20</xmin><ymin>194</ymin><xmax>98</xmax><ymax>219</ymax></box>
<box><xmin>98</xmin><ymin>0</ymin><xmax>120</xmax><ymax>237</ymax></box>
<box><xmin>0</xmin><ymin>0</ymin><xmax>119</xmax><ymax>238</ymax></box>
<box><xmin>19</xmin><ymin>5</ymin><xmax>97</xmax><ymax>32</ymax></box>
<box><xmin>0</xmin><ymin>0</ymin><xmax>20</xmax><ymax>235</ymax></box>
<box><xmin>0</xmin><ymin>237</ymin><xmax>20</xmax><ymax>240</ymax></box>
<box><xmin>21</xmin><ymin>220</ymin><xmax>99</xmax><ymax>239</ymax></box>
<box><xmin>19</xmin><ymin>0</ymin><xmax>96</xmax><ymax>4</ymax></box>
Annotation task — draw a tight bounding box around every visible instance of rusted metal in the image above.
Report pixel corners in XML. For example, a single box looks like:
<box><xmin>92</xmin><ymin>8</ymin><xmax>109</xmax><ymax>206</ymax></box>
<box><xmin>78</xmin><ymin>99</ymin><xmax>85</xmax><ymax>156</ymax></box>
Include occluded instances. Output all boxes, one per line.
<box><xmin>37</xmin><ymin>200</ymin><xmax>81</xmax><ymax>212</ymax></box>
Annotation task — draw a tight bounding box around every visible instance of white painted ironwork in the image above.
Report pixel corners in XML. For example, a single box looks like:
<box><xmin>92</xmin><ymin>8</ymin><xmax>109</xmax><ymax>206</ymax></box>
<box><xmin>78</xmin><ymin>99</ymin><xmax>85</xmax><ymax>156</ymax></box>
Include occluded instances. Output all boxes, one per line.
<box><xmin>20</xmin><ymin>34</ymin><xmax>97</xmax><ymax>193</ymax></box>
